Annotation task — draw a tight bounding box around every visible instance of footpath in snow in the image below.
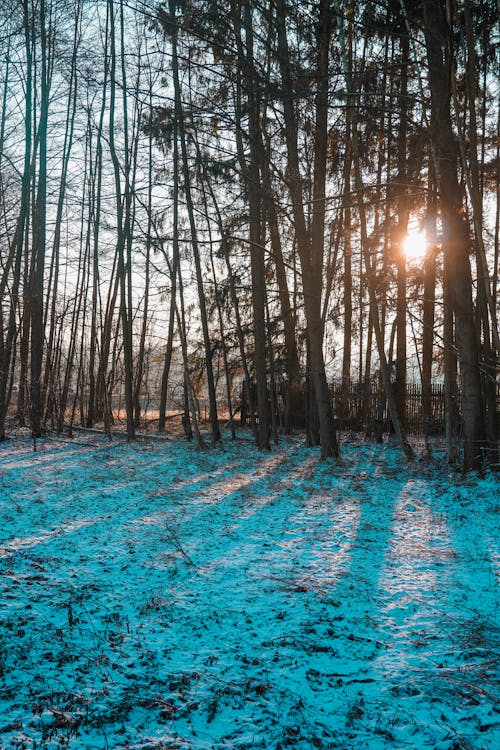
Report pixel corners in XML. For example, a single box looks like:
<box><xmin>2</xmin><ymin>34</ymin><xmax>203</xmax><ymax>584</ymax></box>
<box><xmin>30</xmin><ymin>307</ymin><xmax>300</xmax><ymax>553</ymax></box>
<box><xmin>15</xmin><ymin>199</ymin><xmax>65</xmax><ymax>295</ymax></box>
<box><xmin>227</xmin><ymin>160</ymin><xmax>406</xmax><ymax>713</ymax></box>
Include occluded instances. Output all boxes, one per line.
<box><xmin>0</xmin><ymin>433</ymin><xmax>498</xmax><ymax>749</ymax></box>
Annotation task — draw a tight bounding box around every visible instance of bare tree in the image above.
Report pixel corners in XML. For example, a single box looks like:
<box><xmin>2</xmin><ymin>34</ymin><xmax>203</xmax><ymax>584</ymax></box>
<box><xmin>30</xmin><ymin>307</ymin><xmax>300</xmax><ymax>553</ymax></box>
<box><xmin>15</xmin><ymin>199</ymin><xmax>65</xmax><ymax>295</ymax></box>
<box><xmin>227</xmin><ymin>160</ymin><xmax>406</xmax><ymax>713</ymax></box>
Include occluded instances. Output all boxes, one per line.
<box><xmin>276</xmin><ymin>0</ymin><xmax>338</xmax><ymax>458</ymax></box>
<box><xmin>422</xmin><ymin>0</ymin><xmax>485</xmax><ymax>470</ymax></box>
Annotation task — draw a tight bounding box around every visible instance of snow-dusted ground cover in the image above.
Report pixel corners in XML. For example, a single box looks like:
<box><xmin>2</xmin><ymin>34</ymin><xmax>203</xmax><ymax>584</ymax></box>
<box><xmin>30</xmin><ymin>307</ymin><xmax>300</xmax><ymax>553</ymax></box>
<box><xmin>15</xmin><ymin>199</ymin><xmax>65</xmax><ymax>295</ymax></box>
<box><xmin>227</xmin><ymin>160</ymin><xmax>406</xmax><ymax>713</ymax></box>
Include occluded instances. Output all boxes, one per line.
<box><xmin>0</xmin><ymin>432</ymin><xmax>498</xmax><ymax>750</ymax></box>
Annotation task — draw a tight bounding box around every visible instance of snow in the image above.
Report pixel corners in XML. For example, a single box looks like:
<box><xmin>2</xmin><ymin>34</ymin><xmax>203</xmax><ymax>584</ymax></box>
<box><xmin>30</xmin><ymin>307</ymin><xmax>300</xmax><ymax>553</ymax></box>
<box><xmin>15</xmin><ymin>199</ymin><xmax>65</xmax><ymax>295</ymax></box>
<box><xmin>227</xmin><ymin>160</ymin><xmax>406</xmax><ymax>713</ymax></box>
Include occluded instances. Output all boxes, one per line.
<box><xmin>0</xmin><ymin>432</ymin><xmax>498</xmax><ymax>749</ymax></box>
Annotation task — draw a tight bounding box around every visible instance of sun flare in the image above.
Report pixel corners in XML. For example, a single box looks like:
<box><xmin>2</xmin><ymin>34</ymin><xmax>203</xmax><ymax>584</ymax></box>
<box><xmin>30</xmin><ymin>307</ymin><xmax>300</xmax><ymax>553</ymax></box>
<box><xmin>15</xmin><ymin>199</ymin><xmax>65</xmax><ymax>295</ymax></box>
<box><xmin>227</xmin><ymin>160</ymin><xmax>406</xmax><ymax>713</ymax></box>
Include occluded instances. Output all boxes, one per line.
<box><xmin>403</xmin><ymin>231</ymin><xmax>428</xmax><ymax>262</ymax></box>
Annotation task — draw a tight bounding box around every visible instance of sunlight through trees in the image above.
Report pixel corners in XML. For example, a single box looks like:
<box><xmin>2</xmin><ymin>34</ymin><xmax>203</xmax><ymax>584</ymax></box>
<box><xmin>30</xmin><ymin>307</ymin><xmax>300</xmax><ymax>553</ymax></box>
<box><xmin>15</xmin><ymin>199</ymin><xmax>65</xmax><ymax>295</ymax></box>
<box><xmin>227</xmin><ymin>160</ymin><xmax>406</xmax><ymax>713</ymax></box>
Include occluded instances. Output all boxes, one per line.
<box><xmin>0</xmin><ymin>0</ymin><xmax>498</xmax><ymax>470</ymax></box>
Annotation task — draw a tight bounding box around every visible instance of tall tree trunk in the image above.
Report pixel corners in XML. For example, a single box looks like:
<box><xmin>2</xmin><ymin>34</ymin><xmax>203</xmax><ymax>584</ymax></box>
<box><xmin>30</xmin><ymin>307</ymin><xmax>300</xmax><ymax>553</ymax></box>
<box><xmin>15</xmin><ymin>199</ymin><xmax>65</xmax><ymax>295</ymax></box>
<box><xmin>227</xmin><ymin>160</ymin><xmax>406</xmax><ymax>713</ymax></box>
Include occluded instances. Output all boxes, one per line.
<box><xmin>443</xmin><ymin>250</ymin><xmax>459</xmax><ymax>463</ymax></box>
<box><xmin>87</xmin><ymin>3</ymin><xmax>109</xmax><ymax>428</ymax></box>
<box><xmin>422</xmin><ymin>0</ymin><xmax>485</xmax><ymax>471</ymax></box>
<box><xmin>196</xmin><ymin>145</ymin><xmax>236</xmax><ymax>439</ymax></box>
<box><xmin>168</xmin><ymin>0</ymin><xmax>220</xmax><ymax>443</ymax></box>
<box><xmin>341</xmin><ymin>5</ymin><xmax>354</xmax><ymax>407</ymax></box>
<box><xmin>17</xmin><ymin>224</ymin><xmax>33</xmax><ymax>427</ymax></box>
<box><xmin>461</xmin><ymin>1</ymin><xmax>497</xmax><ymax>462</ymax></box>
<box><xmin>108</xmin><ymin>0</ymin><xmax>135</xmax><ymax>440</ymax></box>
<box><xmin>342</xmin><ymin>197</ymin><xmax>352</xmax><ymax>393</ymax></box>
<box><xmin>96</xmin><ymin>251</ymin><xmax>120</xmax><ymax>436</ymax></box>
<box><xmin>245</xmin><ymin>1</ymin><xmax>270</xmax><ymax>451</ymax></box>
<box><xmin>157</xmin><ymin>251</ymin><xmax>178</xmax><ymax>431</ymax></box>
<box><xmin>230</xmin><ymin>0</ymin><xmax>270</xmax><ymax>449</ymax></box>
<box><xmin>422</xmin><ymin>167</ymin><xmax>437</xmax><ymax>455</ymax></box>
<box><xmin>175</xmin><ymin>259</ymin><xmax>204</xmax><ymax>448</ymax></box>
<box><xmin>42</xmin><ymin>1</ymin><xmax>80</xmax><ymax>419</ymax></box>
<box><xmin>134</xmin><ymin>89</ymin><xmax>152</xmax><ymax>428</ymax></box>
<box><xmin>265</xmin><ymin>296</ymin><xmax>279</xmax><ymax>445</ymax></box>
<box><xmin>30</xmin><ymin>0</ymin><xmax>51</xmax><ymax>438</ymax></box>
<box><xmin>58</xmin><ymin>192</ymin><xmax>90</xmax><ymax>431</ymax></box>
<box><xmin>276</xmin><ymin>0</ymin><xmax>338</xmax><ymax>458</ymax></box>
<box><xmin>458</xmin><ymin>0</ymin><xmax>499</xmax><ymax>354</ymax></box>
<box><xmin>0</xmin><ymin>3</ymin><xmax>32</xmax><ymax>439</ymax></box>
<box><xmin>394</xmin><ymin>33</ymin><xmax>409</xmax><ymax>430</ymax></box>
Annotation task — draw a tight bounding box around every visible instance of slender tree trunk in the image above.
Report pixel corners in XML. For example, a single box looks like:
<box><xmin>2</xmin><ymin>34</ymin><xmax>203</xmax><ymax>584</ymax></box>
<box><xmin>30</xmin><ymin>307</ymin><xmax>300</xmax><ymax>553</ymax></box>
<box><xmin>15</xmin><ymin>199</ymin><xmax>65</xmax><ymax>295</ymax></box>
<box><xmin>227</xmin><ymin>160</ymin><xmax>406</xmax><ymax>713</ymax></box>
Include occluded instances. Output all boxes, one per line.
<box><xmin>158</xmin><ymin>253</ymin><xmax>178</xmax><ymax>431</ymax></box>
<box><xmin>265</xmin><ymin>297</ymin><xmax>279</xmax><ymax>445</ymax></box>
<box><xmin>443</xmin><ymin>250</ymin><xmax>459</xmax><ymax>463</ymax></box>
<box><xmin>134</xmin><ymin>93</ymin><xmax>152</xmax><ymax>428</ymax></box>
<box><xmin>87</xmin><ymin>6</ymin><xmax>109</xmax><ymax>428</ymax></box>
<box><xmin>342</xmin><ymin>200</ymin><xmax>352</xmax><ymax>392</ymax></box>
<box><xmin>108</xmin><ymin>0</ymin><xmax>135</xmax><ymax>440</ymax></box>
<box><xmin>362</xmin><ymin>307</ymin><xmax>374</xmax><ymax>431</ymax></box>
<box><xmin>422</xmin><ymin>168</ymin><xmax>437</xmax><ymax>454</ymax></box>
<box><xmin>59</xmin><ymin>211</ymin><xmax>90</xmax><ymax>431</ymax></box>
<box><xmin>0</xmin><ymin>4</ymin><xmax>32</xmax><ymax>439</ymax></box>
<box><xmin>42</xmin><ymin>2</ymin><xmax>80</xmax><ymax>419</ymax></box>
<box><xmin>175</xmin><ymin>262</ymin><xmax>204</xmax><ymax>448</ymax></box>
<box><xmin>196</xmin><ymin>147</ymin><xmax>236</xmax><ymax>439</ymax></box>
<box><xmin>17</xmin><ymin>227</ymin><xmax>33</xmax><ymax>426</ymax></box>
<box><xmin>30</xmin><ymin>0</ymin><xmax>52</xmax><ymax>438</ymax></box>
<box><xmin>96</xmin><ymin>252</ymin><xmax>120</xmax><ymax>435</ymax></box>
<box><xmin>230</xmin><ymin>0</ymin><xmax>270</xmax><ymax>449</ymax></box>
<box><xmin>394</xmin><ymin>33</ymin><xmax>409</xmax><ymax>430</ymax></box>
<box><xmin>169</xmin><ymin>0</ymin><xmax>220</xmax><ymax>443</ymax></box>
<box><xmin>341</xmin><ymin>7</ymin><xmax>353</xmax><ymax>410</ymax></box>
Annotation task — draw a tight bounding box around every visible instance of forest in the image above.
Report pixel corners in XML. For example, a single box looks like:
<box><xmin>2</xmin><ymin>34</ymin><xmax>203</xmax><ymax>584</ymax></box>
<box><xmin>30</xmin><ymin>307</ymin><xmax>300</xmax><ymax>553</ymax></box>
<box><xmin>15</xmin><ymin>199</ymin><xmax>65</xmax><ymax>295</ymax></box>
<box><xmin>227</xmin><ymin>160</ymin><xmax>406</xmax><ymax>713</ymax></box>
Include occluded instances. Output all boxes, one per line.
<box><xmin>0</xmin><ymin>0</ymin><xmax>498</xmax><ymax>470</ymax></box>
<box><xmin>0</xmin><ymin>2</ymin><xmax>499</xmax><ymax>747</ymax></box>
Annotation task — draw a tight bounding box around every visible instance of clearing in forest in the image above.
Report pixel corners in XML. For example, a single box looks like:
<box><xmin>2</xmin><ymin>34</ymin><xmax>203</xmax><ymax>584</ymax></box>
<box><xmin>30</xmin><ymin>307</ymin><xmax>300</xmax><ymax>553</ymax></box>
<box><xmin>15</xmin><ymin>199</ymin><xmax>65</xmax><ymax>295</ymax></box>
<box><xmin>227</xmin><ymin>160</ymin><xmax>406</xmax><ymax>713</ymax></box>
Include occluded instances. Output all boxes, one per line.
<box><xmin>0</xmin><ymin>434</ymin><xmax>498</xmax><ymax>749</ymax></box>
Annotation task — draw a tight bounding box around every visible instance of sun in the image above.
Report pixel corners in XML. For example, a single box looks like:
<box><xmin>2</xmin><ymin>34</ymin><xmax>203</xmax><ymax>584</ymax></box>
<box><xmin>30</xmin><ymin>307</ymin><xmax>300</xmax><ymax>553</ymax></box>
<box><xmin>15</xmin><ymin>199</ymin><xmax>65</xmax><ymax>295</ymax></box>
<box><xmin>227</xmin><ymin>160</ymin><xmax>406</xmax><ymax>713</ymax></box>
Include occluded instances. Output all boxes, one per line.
<box><xmin>403</xmin><ymin>231</ymin><xmax>428</xmax><ymax>262</ymax></box>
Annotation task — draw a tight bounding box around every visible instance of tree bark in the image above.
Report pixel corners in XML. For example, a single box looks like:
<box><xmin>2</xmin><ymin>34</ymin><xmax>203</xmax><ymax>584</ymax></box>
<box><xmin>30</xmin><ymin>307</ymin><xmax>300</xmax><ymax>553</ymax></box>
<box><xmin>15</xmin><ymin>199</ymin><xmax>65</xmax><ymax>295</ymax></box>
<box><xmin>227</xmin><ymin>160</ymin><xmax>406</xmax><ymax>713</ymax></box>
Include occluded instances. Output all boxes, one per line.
<box><xmin>30</xmin><ymin>0</ymin><xmax>52</xmax><ymax>439</ymax></box>
<box><xmin>394</xmin><ymin>33</ymin><xmax>409</xmax><ymax>430</ymax></box>
<box><xmin>108</xmin><ymin>0</ymin><xmax>135</xmax><ymax>440</ymax></box>
<box><xmin>422</xmin><ymin>168</ymin><xmax>437</xmax><ymax>454</ymax></box>
<box><xmin>422</xmin><ymin>0</ymin><xmax>485</xmax><ymax>470</ymax></box>
<box><xmin>169</xmin><ymin>0</ymin><xmax>220</xmax><ymax>443</ymax></box>
<box><xmin>0</xmin><ymin>1</ymin><xmax>32</xmax><ymax>439</ymax></box>
<box><xmin>276</xmin><ymin>0</ymin><xmax>338</xmax><ymax>458</ymax></box>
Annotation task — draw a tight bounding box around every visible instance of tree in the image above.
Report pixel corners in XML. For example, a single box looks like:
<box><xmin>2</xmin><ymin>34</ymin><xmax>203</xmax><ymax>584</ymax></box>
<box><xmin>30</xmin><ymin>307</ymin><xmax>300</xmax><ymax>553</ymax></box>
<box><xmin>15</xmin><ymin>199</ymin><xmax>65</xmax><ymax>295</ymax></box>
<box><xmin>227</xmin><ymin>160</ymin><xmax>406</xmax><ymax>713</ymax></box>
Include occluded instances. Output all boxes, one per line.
<box><xmin>422</xmin><ymin>0</ymin><xmax>486</xmax><ymax>470</ymax></box>
<box><xmin>163</xmin><ymin>0</ymin><xmax>221</xmax><ymax>444</ymax></box>
<box><xmin>108</xmin><ymin>0</ymin><xmax>135</xmax><ymax>440</ymax></box>
<box><xmin>276</xmin><ymin>0</ymin><xmax>339</xmax><ymax>458</ymax></box>
<box><xmin>30</xmin><ymin>0</ymin><xmax>52</xmax><ymax>438</ymax></box>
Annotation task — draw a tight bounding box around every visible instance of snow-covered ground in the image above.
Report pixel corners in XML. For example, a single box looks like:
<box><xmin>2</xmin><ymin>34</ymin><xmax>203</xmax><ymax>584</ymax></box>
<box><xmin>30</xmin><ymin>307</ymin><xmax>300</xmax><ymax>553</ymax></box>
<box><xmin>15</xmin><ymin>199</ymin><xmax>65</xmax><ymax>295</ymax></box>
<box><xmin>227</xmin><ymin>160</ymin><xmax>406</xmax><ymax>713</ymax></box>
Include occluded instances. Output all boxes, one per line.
<box><xmin>0</xmin><ymin>432</ymin><xmax>498</xmax><ymax>749</ymax></box>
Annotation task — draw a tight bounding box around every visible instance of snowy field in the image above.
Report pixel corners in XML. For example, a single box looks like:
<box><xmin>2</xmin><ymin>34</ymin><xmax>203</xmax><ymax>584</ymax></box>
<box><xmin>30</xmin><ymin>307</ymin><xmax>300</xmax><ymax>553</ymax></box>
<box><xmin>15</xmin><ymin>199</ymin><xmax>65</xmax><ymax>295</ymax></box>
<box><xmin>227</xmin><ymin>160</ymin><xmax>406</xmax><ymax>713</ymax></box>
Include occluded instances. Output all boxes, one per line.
<box><xmin>0</xmin><ymin>432</ymin><xmax>498</xmax><ymax>749</ymax></box>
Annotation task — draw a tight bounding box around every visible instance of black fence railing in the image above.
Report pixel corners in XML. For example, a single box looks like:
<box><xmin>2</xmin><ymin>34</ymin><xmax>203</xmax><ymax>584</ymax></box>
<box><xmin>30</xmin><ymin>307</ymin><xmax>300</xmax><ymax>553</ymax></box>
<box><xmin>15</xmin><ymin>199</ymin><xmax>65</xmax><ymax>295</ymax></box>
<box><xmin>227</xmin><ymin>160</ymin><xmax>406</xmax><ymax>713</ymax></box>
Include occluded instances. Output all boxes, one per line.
<box><xmin>329</xmin><ymin>381</ymin><xmax>500</xmax><ymax>435</ymax></box>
